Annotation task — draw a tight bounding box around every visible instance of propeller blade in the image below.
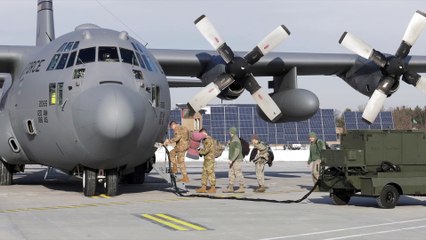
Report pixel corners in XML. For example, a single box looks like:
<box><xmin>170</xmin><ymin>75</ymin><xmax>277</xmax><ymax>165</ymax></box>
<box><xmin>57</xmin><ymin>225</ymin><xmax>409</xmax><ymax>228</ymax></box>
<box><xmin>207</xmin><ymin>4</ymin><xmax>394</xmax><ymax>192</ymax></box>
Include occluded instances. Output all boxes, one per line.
<box><xmin>402</xmin><ymin>72</ymin><xmax>426</xmax><ymax>93</ymax></box>
<box><xmin>362</xmin><ymin>89</ymin><xmax>387</xmax><ymax>124</ymax></box>
<box><xmin>402</xmin><ymin>10</ymin><xmax>426</xmax><ymax>47</ymax></box>
<box><xmin>187</xmin><ymin>74</ymin><xmax>235</xmax><ymax>113</ymax></box>
<box><xmin>416</xmin><ymin>75</ymin><xmax>426</xmax><ymax>92</ymax></box>
<box><xmin>339</xmin><ymin>32</ymin><xmax>374</xmax><ymax>60</ymax></box>
<box><xmin>339</xmin><ymin>32</ymin><xmax>387</xmax><ymax>67</ymax></box>
<box><xmin>245</xmin><ymin>25</ymin><xmax>291</xmax><ymax>65</ymax></box>
<box><xmin>244</xmin><ymin>74</ymin><xmax>282</xmax><ymax>121</ymax></box>
<box><xmin>194</xmin><ymin>15</ymin><xmax>234</xmax><ymax>63</ymax></box>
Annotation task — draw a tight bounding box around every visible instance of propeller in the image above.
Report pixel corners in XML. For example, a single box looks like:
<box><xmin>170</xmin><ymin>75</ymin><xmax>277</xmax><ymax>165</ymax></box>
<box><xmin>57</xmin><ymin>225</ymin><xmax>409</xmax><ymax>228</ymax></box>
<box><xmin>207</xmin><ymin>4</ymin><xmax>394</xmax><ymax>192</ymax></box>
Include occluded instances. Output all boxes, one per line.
<box><xmin>339</xmin><ymin>10</ymin><xmax>426</xmax><ymax>123</ymax></box>
<box><xmin>188</xmin><ymin>15</ymin><xmax>290</xmax><ymax>122</ymax></box>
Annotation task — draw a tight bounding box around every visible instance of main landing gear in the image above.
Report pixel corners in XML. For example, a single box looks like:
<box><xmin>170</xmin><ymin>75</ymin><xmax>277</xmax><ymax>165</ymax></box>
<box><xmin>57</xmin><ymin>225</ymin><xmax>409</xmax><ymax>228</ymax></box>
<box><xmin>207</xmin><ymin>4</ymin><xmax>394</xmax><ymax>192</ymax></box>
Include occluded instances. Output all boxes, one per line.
<box><xmin>0</xmin><ymin>160</ymin><xmax>14</xmax><ymax>185</ymax></box>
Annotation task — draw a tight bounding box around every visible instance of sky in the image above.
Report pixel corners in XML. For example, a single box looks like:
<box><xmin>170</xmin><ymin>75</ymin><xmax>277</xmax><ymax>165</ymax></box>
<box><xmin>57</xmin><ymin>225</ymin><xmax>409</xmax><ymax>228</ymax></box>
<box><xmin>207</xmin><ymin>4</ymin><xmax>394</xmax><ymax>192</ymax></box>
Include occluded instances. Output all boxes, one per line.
<box><xmin>0</xmin><ymin>0</ymin><xmax>425</xmax><ymax>113</ymax></box>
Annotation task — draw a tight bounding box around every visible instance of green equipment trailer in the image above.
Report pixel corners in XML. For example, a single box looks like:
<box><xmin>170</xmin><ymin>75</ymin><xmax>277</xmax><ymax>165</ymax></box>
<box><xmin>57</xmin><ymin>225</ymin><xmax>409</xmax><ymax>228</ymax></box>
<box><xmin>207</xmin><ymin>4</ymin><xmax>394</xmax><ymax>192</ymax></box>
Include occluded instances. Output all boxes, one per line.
<box><xmin>319</xmin><ymin>130</ymin><xmax>426</xmax><ymax>208</ymax></box>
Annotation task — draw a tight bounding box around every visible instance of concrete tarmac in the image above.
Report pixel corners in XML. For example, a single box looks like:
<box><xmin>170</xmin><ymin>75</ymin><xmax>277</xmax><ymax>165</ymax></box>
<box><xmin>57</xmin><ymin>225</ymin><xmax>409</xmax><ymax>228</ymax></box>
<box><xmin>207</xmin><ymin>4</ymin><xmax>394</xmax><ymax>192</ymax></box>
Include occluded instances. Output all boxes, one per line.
<box><xmin>0</xmin><ymin>161</ymin><xmax>425</xmax><ymax>240</ymax></box>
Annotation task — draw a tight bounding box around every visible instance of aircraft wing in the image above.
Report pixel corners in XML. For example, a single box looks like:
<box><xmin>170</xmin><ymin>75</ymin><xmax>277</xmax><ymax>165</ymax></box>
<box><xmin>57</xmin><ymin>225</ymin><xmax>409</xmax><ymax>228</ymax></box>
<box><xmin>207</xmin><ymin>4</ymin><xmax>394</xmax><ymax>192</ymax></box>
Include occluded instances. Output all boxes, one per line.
<box><xmin>152</xmin><ymin>49</ymin><xmax>426</xmax><ymax>82</ymax></box>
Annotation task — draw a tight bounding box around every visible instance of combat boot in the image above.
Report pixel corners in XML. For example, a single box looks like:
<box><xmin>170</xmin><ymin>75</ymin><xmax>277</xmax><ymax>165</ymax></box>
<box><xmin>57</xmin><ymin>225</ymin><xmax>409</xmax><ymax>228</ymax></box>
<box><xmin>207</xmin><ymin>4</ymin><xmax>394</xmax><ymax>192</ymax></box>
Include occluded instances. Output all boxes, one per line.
<box><xmin>207</xmin><ymin>186</ymin><xmax>216</xmax><ymax>193</ymax></box>
<box><xmin>257</xmin><ymin>185</ymin><xmax>266</xmax><ymax>193</ymax></box>
<box><xmin>253</xmin><ymin>185</ymin><xmax>261</xmax><ymax>192</ymax></box>
<box><xmin>222</xmin><ymin>185</ymin><xmax>234</xmax><ymax>193</ymax></box>
<box><xmin>235</xmin><ymin>184</ymin><xmax>245</xmax><ymax>193</ymax></box>
<box><xmin>195</xmin><ymin>185</ymin><xmax>207</xmax><ymax>193</ymax></box>
<box><xmin>177</xmin><ymin>174</ymin><xmax>190</xmax><ymax>183</ymax></box>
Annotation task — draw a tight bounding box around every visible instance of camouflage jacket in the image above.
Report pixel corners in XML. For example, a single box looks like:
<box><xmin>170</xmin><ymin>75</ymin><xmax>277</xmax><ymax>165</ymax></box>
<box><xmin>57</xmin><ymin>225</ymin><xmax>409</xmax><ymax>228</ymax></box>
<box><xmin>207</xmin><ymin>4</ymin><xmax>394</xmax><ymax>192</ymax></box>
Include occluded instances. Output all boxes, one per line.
<box><xmin>229</xmin><ymin>134</ymin><xmax>243</xmax><ymax>161</ymax></box>
<box><xmin>199</xmin><ymin>136</ymin><xmax>216</xmax><ymax>159</ymax></box>
<box><xmin>170</xmin><ymin>125</ymin><xmax>189</xmax><ymax>152</ymax></box>
<box><xmin>308</xmin><ymin>139</ymin><xmax>325</xmax><ymax>164</ymax></box>
<box><xmin>253</xmin><ymin>141</ymin><xmax>269</xmax><ymax>162</ymax></box>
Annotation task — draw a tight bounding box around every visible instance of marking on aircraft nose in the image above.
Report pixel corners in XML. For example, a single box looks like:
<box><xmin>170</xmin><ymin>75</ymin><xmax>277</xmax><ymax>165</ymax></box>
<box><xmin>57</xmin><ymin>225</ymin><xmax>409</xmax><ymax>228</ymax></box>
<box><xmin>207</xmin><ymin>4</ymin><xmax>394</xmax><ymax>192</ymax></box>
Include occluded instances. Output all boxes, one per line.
<box><xmin>140</xmin><ymin>213</ymin><xmax>210</xmax><ymax>231</ymax></box>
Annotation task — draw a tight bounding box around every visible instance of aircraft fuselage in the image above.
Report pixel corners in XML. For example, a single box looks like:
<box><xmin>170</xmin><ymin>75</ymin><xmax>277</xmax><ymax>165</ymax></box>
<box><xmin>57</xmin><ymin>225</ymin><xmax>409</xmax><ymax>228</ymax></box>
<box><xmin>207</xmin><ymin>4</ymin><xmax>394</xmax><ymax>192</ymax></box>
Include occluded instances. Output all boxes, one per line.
<box><xmin>1</xmin><ymin>24</ymin><xmax>171</xmax><ymax>174</ymax></box>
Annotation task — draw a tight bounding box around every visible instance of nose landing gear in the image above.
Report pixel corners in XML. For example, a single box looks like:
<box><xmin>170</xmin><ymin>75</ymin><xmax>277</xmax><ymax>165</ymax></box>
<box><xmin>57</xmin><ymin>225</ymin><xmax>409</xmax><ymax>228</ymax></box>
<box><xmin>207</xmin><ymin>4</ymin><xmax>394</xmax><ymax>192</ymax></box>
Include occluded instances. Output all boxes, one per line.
<box><xmin>82</xmin><ymin>167</ymin><xmax>119</xmax><ymax>197</ymax></box>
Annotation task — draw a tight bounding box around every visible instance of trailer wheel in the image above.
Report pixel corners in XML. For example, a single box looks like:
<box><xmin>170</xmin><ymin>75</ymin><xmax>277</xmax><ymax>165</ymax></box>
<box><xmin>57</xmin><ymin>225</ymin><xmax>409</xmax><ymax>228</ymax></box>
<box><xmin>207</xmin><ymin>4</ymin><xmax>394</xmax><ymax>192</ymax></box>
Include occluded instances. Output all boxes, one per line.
<box><xmin>331</xmin><ymin>189</ymin><xmax>351</xmax><ymax>205</ymax></box>
<box><xmin>376</xmin><ymin>184</ymin><xmax>399</xmax><ymax>209</ymax></box>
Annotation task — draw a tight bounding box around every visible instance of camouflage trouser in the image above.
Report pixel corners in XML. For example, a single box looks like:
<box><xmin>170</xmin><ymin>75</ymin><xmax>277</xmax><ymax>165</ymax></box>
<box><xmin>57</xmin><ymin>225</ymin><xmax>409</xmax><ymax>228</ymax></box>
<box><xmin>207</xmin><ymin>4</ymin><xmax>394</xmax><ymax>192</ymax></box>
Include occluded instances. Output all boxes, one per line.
<box><xmin>228</xmin><ymin>159</ymin><xmax>245</xmax><ymax>186</ymax></box>
<box><xmin>201</xmin><ymin>156</ymin><xmax>216</xmax><ymax>186</ymax></box>
<box><xmin>169</xmin><ymin>149</ymin><xmax>187</xmax><ymax>175</ymax></box>
<box><xmin>255</xmin><ymin>158</ymin><xmax>267</xmax><ymax>186</ymax></box>
<box><xmin>311</xmin><ymin>159</ymin><xmax>321</xmax><ymax>184</ymax></box>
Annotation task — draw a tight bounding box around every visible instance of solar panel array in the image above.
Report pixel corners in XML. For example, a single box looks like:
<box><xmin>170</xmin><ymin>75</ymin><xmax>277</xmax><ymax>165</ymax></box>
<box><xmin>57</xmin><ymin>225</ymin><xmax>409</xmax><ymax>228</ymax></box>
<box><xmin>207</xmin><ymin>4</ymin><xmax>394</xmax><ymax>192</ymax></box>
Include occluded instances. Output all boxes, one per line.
<box><xmin>343</xmin><ymin>111</ymin><xmax>394</xmax><ymax>130</ymax></box>
<box><xmin>200</xmin><ymin>105</ymin><xmax>337</xmax><ymax>144</ymax></box>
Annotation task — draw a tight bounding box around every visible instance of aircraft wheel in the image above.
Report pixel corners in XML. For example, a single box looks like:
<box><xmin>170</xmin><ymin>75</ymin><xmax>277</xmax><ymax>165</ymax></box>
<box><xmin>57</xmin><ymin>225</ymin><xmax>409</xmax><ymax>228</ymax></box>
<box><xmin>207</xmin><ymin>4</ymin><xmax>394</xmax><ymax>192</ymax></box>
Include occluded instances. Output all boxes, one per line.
<box><xmin>0</xmin><ymin>160</ymin><xmax>13</xmax><ymax>185</ymax></box>
<box><xmin>123</xmin><ymin>163</ymin><xmax>147</xmax><ymax>184</ymax></box>
<box><xmin>376</xmin><ymin>184</ymin><xmax>399</xmax><ymax>209</ymax></box>
<box><xmin>83</xmin><ymin>168</ymin><xmax>97</xmax><ymax>197</ymax></box>
<box><xmin>131</xmin><ymin>163</ymin><xmax>147</xmax><ymax>184</ymax></box>
<box><xmin>106</xmin><ymin>169</ymin><xmax>119</xmax><ymax>196</ymax></box>
<box><xmin>330</xmin><ymin>189</ymin><xmax>351</xmax><ymax>205</ymax></box>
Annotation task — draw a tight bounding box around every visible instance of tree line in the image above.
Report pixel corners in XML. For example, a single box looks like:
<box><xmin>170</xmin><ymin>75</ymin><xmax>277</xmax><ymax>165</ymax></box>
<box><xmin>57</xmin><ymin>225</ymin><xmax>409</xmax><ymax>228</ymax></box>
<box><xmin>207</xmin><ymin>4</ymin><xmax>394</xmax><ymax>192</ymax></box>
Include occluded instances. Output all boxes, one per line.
<box><xmin>335</xmin><ymin>106</ymin><xmax>426</xmax><ymax>130</ymax></box>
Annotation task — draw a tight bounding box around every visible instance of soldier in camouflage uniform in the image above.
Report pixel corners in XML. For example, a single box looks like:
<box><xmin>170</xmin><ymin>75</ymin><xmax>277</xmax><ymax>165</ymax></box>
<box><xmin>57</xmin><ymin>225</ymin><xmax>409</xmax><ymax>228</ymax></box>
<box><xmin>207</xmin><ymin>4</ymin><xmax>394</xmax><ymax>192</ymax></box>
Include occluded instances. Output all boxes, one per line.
<box><xmin>308</xmin><ymin>132</ymin><xmax>325</xmax><ymax>189</ymax></box>
<box><xmin>165</xmin><ymin>121</ymin><xmax>190</xmax><ymax>183</ymax></box>
<box><xmin>196</xmin><ymin>128</ymin><xmax>216</xmax><ymax>193</ymax></box>
<box><xmin>251</xmin><ymin>135</ymin><xmax>269</xmax><ymax>193</ymax></box>
<box><xmin>223</xmin><ymin>127</ymin><xmax>245</xmax><ymax>193</ymax></box>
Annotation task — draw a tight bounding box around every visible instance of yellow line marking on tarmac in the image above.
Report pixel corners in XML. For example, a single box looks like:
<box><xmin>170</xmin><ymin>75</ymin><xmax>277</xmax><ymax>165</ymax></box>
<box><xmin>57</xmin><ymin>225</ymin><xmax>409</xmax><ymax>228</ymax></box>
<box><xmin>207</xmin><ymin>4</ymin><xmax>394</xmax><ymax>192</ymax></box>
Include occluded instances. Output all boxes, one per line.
<box><xmin>0</xmin><ymin>201</ymin><xmax>130</xmax><ymax>214</ymax></box>
<box><xmin>141</xmin><ymin>214</ymin><xmax>189</xmax><ymax>231</ymax></box>
<box><xmin>99</xmin><ymin>194</ymin><xmax>111</xmax><ymax>199</ymax></box>
<box><xmin>155</xmin><ymin>214</ymin><xmax>208</xmax><ymax>231</ymax></box>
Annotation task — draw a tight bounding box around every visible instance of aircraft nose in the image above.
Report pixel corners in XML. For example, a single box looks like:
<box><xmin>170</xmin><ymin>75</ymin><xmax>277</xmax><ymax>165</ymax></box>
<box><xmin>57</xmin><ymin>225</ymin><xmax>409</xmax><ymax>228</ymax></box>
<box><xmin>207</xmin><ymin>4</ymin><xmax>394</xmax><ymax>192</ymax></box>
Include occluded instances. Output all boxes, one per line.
<box><xmin>71</xmin><ymin>84</ymin><xmax>146</xmax><ymax>160</ymax></box>
<box><xmin>96</xmin><ymin>87</ymin><xmax>137</xmax><ymax>139</ymax></box>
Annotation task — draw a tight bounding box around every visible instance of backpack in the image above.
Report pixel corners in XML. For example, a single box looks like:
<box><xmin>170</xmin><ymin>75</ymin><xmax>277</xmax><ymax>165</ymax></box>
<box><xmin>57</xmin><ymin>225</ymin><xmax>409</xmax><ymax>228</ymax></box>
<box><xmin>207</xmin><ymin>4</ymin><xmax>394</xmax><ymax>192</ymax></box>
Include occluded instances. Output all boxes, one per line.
<box><xmin>239</xmin><ymin>137</ymin><xmax>250</xmax><ymax>157</ymax></box>
<box><xmin>266</xmin><ymin>144</ymin><xmax>274</xmax><ymax>167</ymax></box>
<box><xmin>214</xmin><ymin>139</ymin><xmax>225</xmax><ymax>158</ymax></box>
<box><xmin>199</xmin><ymin>137</ymin><xmax>225</xmax><ymax>159</ymax></box>
<box><xmin>248</xmin><ymin>142</ymin><xmax>274</xmax><ymax>167</ymax></box>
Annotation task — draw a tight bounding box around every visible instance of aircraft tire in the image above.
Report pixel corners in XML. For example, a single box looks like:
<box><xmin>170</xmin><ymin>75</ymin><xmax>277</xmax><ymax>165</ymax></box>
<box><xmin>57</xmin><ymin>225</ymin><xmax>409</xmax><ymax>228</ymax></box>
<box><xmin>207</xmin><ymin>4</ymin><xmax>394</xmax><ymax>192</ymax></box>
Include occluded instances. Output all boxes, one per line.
<box><xmin>0</xmin><ymin>160</ymin><xmax>13</xmax><ymax>185</ymax></box>
<box><xmin>330</xmin><ymin>189</ymin><xmax>351</xmax><ymax>205</ymax></box>
<box><xmin>123</xmin><ymin>163</ymin><xmax>146</xmax><ymax>184</ymax></box>
<box><xmin>83</xmin><ymin>168</ymin><xmax>97</xmax><ymax>196</ymax></box>
<box><xmin>106</xmin><ymin>169</ymin><xmax>119</xmax><ymax>196</ymax></box>
<box><xmin>131</xmin><ymin>163</ymin><xmax>146</xmax><ymax>184</ymax></box>
<box><xmin>376</xmin><ymin>184</ymin><xmax>399</xmax><ymax>209</ymax></box>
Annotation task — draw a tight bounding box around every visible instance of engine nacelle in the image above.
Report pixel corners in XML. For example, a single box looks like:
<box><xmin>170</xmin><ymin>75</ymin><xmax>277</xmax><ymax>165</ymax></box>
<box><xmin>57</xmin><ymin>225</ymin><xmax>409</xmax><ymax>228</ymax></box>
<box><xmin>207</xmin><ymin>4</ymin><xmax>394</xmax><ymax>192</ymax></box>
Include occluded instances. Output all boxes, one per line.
<box><xmin>257</xmin><ymin>89</ymin><xmax>319</xmax><ymax>122</ymax></box>
<box><xmin>339</xmin><ymin>57</ymin><xmax>399</xmax><ymax>97</ymax></box>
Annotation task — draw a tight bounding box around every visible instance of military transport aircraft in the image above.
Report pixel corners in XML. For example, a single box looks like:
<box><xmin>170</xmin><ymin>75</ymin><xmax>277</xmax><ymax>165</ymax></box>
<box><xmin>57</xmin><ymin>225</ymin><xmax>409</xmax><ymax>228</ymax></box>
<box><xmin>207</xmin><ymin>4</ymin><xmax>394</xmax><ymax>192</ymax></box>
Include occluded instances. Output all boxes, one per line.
<box><xmin>0</xmin><ymin>0</ymin><xmax>425</xmax><ymax>196</ymax></box>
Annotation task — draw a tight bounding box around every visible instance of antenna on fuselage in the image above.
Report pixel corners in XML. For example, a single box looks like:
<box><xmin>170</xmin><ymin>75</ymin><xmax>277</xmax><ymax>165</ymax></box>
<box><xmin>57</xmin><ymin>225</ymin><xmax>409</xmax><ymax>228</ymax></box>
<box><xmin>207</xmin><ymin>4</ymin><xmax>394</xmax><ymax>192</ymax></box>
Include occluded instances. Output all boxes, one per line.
<box><xmin>94</xmin><ymin>0</ymin><xmax>148</xmax><ymax>46</ymax></box>
<box><xmin>36</xmin><ymin>0</ymin><xmax>55</xmax><ymax>46</ymax></box>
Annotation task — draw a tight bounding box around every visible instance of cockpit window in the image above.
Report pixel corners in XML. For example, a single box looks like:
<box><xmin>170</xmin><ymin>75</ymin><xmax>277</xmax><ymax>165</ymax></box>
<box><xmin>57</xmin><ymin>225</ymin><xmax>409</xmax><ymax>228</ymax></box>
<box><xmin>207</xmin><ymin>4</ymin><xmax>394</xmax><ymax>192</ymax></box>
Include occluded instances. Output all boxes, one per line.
<box><xmin>119</xmin><ymin>48</ymin><xmax>139</xmax><ymax>66</ymax></box>
<box><xmin>56</xmin><ymin>53</ymin><xmax>69</xmax><ymax>70</ymax></box>
<box><xmin>66</xmin><ymin>51</ymin><xmax>77</xmax><ymax>68</ymax></box>
<box><xmin>64</xmin><ymin>42</ymin><xmax>74</xmax><ymax>52</ymax></box>
<box><xmin>72</xmin><ymin>41</ymin><xmax>80</xmax><ymax>50</ymax></box>
<box><xmin>135</xmin><ymin>53</ymin><xmax>146</xmax><ymax>69</ymax></box>
<box><xmin>47</xmin><ymin>54</ymin><xmax>61</xmax><ymax>71</ymax></box>
<box><xmin>76</xmin><ymin>47</ymin><xmax>96</xmax><ymax>65</ymax></box>
<box><xmin>57</xmin><ymin>43</ymin><xmax>67</xmax><ymax>52</ymax></box>
<box><xmin>141</xmin><ymin>54</ymin><xmax>152</xmax><ymax>71</ymax></box>
<box><xmin>99</xmin><ymin>46</ymin><xmax>119</xmax><ymax>62</ymax></box>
